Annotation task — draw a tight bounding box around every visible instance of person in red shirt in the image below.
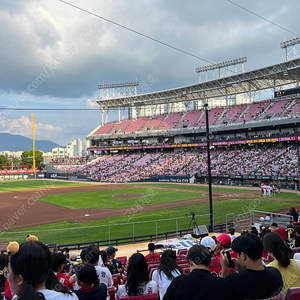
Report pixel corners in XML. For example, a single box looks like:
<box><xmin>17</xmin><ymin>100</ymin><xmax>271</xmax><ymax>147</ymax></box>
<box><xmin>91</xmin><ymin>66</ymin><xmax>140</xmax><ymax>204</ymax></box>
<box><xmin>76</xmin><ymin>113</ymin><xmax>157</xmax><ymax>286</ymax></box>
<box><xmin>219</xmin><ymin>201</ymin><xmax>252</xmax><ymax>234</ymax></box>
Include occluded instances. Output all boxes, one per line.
<box><xmin>209</xmin><ymin>233</ymin><xmax>237</xmax><ymax>277</ymax></box>
<box><xmin>145</xmin><ymin>243</ymin><xmax>161</xmax><ymax>263</ymax></box>
<box><xmin>51</xmin><ymin>252</ymin><xmax>74</xmax><ymax>289</ymax></box>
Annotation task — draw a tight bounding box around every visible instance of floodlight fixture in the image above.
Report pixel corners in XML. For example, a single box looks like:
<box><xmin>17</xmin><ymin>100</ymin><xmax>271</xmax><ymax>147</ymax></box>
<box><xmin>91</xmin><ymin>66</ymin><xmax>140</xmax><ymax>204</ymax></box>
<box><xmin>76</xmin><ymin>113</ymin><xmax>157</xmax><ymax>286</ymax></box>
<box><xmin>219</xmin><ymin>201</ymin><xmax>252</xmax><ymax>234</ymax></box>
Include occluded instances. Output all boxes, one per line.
<box><xmin>98</xmin><ymin>81</ymin><xmax>140</xmax><ymax>89</ymax></box>
<box><xmin>280</xmin><ymin>37</ymin><xmax>300</xmax><ymax>49</ymax></box>
<box><xmin>195</xmin><ymin>57</ymin><xmax>247</xmax><ymax>73</ymax></box>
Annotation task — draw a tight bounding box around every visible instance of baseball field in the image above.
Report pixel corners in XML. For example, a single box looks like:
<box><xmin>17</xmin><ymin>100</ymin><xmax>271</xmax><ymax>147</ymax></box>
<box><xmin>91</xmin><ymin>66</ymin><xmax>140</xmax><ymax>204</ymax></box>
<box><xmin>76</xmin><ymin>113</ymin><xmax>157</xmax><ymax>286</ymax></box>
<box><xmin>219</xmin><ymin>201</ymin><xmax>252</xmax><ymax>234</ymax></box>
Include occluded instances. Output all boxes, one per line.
<box><xmin>0</xmin><ymin>179</ymin><xmax>299</xmax><ymax>247</ymax></box>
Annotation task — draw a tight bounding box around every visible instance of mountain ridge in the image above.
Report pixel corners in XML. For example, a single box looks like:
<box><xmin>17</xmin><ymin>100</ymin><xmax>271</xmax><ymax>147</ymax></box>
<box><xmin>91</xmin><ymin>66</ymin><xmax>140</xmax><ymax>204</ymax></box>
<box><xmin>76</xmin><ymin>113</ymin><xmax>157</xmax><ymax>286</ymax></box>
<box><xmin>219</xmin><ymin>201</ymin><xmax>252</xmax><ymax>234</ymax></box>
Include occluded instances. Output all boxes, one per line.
<box><xmin>0</xmin><ymin>133</ymin><xmax>63</xmax><ymax>152</ymax></box>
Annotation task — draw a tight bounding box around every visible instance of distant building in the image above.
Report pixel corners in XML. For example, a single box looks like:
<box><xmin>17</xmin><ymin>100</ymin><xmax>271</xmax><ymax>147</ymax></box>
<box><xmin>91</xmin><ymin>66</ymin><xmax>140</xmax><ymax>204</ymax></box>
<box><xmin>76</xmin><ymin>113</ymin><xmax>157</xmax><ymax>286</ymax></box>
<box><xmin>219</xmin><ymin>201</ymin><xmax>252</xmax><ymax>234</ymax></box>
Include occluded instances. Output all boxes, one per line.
<box><xmin>66</xmin><ymin>139</ymin><xmax>83</xmax><ymax>157</ymax></box>
<box><xmin>42</xmin><ymin>152</ymin><xmax>53</xmax><ymax>164</ymax></box>
<box><xmin>51</xmin><ymin>139</ymin><xmax>83</xmax><ymax>158</ymax></box>
<box><xmin>51</xmin><ymin>147</ymin><xmax>67</xmax><ymax>158</ymax></box>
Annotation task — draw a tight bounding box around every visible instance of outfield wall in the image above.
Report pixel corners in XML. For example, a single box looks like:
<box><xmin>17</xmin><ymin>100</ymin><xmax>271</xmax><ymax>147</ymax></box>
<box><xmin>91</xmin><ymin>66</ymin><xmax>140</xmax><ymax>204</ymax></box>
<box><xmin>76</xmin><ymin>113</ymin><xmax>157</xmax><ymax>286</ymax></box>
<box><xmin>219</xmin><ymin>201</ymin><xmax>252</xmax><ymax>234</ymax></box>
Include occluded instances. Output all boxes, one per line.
<box><xmin>0</xmin><ymin>169</ymin><xmax>43</xmax><ymax>180</ymax></box>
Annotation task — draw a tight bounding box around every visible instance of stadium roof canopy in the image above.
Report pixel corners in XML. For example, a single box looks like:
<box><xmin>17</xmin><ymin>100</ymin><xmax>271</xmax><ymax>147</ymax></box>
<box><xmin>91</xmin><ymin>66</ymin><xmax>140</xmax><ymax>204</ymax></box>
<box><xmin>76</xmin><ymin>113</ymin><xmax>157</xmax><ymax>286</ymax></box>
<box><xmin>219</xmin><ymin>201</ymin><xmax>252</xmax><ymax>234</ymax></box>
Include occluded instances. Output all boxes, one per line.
<box><xmin>96</xmin><ymin>58</ymin><xmax>300</xmax><ymax>109</ymax></box>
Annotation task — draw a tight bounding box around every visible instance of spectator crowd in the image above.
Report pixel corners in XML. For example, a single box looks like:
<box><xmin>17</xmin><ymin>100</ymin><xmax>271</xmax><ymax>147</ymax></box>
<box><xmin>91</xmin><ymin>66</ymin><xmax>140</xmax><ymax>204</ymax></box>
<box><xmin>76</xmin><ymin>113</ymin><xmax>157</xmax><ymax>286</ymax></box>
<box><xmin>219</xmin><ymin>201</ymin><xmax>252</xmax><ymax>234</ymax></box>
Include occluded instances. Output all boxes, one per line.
<box><xmin>52</xmin><ymin>143</ymin><xmax>300</xmax><ymax>183</ymax></box>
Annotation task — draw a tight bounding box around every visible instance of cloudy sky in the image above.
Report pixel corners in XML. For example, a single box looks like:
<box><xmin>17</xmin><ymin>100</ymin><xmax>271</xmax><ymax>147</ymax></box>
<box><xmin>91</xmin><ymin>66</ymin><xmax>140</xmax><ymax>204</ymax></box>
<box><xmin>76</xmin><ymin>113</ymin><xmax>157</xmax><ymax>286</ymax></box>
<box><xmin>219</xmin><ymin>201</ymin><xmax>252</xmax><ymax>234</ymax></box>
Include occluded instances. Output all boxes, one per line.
<box><xmin>0</xmin><ymin>0</ymin><xmax>299</xmax><ymax>146</ymax></box>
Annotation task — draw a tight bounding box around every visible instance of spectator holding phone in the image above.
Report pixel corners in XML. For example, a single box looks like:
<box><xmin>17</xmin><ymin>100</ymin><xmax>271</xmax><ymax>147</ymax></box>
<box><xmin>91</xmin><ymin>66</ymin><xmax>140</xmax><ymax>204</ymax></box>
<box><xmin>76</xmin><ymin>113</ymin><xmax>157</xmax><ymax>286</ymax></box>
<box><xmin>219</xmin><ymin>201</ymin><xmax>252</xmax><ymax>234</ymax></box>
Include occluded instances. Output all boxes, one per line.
<box><xmin>220</xmin><ymin>232</ymin><xmax>283</xmax><ymax>299</ymax></box>
<box><xmin>208</xmin><ymin>233</ymin><xmax>236</xmax><ymax>277</ymax></box>
<box><xmin>163</xmin><ymin>245</ymin><xmax>231</xmax><ymax>300</ymax></box>
<box><xmin>51</xmin><ymin>252</ymin><xmax>74</xmax><ymax>289</ymax></box>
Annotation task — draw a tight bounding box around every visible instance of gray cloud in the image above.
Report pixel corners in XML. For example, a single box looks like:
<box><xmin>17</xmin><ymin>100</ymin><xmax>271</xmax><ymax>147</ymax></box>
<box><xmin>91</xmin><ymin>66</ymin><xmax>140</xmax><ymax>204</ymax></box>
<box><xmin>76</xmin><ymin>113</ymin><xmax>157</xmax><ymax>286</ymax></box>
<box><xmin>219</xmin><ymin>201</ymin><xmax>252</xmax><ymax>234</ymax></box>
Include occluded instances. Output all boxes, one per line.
<box><xmin>0</xmin><ymin>0</ymin><xmax>300</xmax><ymax>144</ymax></box>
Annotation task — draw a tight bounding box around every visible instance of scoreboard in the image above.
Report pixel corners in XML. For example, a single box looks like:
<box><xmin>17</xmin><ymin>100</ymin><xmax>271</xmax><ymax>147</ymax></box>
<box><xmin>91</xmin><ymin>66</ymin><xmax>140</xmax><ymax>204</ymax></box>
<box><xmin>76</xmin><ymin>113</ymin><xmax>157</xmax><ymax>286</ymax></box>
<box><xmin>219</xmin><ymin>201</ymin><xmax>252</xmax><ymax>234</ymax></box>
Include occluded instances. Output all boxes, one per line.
<box><xmin>274</xmin><ymin>87</ymin><xmax>300</xmax><ymax>98</ymax></box>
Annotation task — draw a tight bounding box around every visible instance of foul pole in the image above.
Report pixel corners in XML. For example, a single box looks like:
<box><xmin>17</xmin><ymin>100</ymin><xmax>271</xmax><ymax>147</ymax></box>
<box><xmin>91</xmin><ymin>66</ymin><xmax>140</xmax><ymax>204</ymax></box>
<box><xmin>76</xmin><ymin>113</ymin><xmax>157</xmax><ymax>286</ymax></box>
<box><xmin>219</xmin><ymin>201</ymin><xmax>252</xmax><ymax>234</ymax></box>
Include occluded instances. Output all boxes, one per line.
<box><xmin>32</xmin><ymin>113</ymin><xmax>36</xmax><ymax>179</ymax></box>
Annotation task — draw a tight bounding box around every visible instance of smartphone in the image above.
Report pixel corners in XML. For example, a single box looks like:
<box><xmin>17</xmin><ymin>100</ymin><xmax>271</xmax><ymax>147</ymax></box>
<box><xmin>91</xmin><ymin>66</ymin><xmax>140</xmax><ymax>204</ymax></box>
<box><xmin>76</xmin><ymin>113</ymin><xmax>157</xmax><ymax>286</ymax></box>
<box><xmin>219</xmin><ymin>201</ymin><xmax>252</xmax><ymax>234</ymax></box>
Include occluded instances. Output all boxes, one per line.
<box><xmin>224</xmin><ymin>249</ymin><xmax>234</xmax><ymax>268</ymax></box>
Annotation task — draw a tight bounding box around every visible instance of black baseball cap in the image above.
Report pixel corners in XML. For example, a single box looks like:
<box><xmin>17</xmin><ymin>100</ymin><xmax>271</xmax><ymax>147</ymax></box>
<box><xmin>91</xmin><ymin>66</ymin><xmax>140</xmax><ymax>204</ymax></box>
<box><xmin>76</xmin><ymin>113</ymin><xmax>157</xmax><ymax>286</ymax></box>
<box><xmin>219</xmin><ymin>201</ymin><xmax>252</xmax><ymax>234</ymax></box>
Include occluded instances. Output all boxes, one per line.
<box><xmin>106</xmin><ymin>246</ymin><xmax>118</xmax><ymax>255</ymax></box>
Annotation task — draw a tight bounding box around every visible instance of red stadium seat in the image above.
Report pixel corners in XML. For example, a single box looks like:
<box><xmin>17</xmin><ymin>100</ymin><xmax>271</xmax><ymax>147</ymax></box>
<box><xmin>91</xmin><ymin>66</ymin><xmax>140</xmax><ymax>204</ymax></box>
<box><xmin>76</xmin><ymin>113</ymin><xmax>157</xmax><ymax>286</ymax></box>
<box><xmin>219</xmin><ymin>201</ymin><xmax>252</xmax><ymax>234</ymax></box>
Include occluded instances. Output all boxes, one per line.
<box><xmin>285</xmin><ymin>287</ymin><xmax>300</xmax><ymax>300</ymax></box>
<box><xmin>107</xmin><ymin>286</ymin><xmax>116</xmax><ymax>300</ymax></box>
<box><xmin>182</xmin><ymin>267</ymin><xmax>190</xmax><ymax>274</ymax></box>
<box><xmin>177</xmin><ymin>248</ymin><xmax>188</xmax><ymax>256</ymax></box>
<box><xmin>147</xmin><ymin>263</ymin><xmax>160</xmax><ymax>274</ymax></box>
<box><xmin>177</xmin><ymin>263</ymin><xmax>189</xmax><ymax>269</ymax></box>
<box><xmin>116</xmin><ymin>256</ymin><xmax>128</xmax><ymax>266</ymax></box>
<box><xmin>119</xmin><ymin>292</ymin><xmax>159</xmax><ymax>300</ymax></box>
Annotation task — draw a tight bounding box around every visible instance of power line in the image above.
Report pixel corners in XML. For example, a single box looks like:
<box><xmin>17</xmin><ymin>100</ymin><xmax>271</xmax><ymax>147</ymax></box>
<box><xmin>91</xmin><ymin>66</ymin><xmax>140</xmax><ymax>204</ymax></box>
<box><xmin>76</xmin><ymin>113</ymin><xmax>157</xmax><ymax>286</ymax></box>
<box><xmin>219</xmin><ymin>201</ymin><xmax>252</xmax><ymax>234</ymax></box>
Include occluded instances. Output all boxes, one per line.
<box><xmin>58</xmin><ymin>0</ymin><xmax>214</xmax><ymax>65</ymax></box>
<box><xmin>227</xmin><ymin>0</ymin><xmax>299</xmax><ymax>37</ymax></box>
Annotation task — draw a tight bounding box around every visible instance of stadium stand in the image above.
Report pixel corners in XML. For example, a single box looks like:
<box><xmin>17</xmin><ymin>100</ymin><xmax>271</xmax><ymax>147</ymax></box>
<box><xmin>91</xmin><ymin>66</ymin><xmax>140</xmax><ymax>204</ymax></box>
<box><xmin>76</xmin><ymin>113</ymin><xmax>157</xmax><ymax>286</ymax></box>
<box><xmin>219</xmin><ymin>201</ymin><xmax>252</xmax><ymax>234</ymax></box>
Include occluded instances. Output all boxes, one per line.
<box><xmin>52</xmin><ymin>141</ymin><xmax>299</xmax><ymax>183</ymax></box>
<box><xmin>87</xmin><ymin>98</ymin><xmax>298</xmax><ymax>137</ymax></box>
<box><xmin>124</xmin><ymin>117</ymin><xmax>148</xmax><ymax>133</ymax></box>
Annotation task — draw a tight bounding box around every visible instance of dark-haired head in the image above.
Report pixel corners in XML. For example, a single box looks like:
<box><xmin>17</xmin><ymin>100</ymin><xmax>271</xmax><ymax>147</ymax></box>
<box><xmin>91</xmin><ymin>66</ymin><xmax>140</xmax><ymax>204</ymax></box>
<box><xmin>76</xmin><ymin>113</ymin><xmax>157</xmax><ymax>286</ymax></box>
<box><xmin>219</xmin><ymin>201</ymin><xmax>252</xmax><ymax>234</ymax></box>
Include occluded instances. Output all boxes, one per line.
<box><xmin>148</xmin><ymin>243</ymin><xmax>155</xmax><ymax>252</ymax></box>
<box><xmin>80</xmin><ymin>244</ymin><xmax>100</xmax><ymax>265</ymax></box>
<box><xmin>75</xmin><ymin>263</ymin><xmax>99</xmax><ymax>287</ymax></box>
<box><xmin>228</xmin><ymin>227</ymin><xmax>235</xmax><ymax>235</ymax></box>
<box><xmin>51</xmin><ymin>252</ymin><xmax>67</xmax><ymax>272</ymax></box>
<box><xmin>231</xmin><ymin>233</ymin><xmax>263</xmax><ymax>260</ymax></box>
<box><xmin>263</xmin><ymin>232</ymin><xmax>293</xmax><ymax>268</ymax></box>
<box><xmin>158</xmin><ymin>250</ymin><xmax>182</xmax><ymax>280</ymax></box>
<box><xmin>187</xmin><ymin>245</ymin><xmax>211</xmax><ymax>266</ymax></box>
<box><xmin>8</xmin><ymin>241</ymin><xmax>51</xmax><ymax>299</ymax></box>
<box><xmin>125</xmin><ymin>253</ymin><xmax>149</xmax><ymax>296</ymax></box>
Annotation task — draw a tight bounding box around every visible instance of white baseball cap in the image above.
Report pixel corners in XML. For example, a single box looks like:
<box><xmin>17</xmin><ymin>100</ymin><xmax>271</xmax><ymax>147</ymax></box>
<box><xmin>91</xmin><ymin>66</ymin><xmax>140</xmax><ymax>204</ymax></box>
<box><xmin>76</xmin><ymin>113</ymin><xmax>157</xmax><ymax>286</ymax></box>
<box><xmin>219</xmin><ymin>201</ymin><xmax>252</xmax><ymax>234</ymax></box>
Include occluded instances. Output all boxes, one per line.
<box><xmin>200</xmin><ymin>236</ymin><xmax>216</xmax><ymax>251</ymax></box>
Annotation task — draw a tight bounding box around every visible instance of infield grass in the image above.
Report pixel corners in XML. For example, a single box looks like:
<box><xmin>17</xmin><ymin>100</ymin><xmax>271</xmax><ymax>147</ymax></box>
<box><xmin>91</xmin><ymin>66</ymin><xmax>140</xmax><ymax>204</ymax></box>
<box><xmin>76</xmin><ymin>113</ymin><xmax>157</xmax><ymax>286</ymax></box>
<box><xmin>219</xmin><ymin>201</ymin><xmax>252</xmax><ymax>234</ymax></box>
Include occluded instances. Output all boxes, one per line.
<box><xmin>39</xmin><ymin>188</ymin><xmax>205</xmax><ymax>209</ymax></box>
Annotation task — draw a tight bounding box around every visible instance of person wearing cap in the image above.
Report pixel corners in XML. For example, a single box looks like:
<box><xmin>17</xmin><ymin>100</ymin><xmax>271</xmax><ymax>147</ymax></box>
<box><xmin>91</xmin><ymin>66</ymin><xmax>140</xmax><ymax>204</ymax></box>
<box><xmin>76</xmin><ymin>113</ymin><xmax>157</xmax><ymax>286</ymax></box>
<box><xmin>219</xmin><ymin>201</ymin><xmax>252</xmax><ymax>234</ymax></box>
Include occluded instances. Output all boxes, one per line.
<box><xmin>145</xmin><ymin>243</ymin><xmax>161</xmax><ymax>263</ymax></box>
<box><xmin>220</xmin><ymin>232</ymin><xmax>283</xmax><ymax>300</ymax></box>
<box><xmin>163</xmin><ymin>245</ymin><xmax>231</xmax><ymax>300</ymax></box>
<box><xmin>263</xmin><ymin>231</ymin><xmax>300</xmax><ymax>296</ymax></box>
<box><xmin>277</xmin><ymin>227</ymin><xmax>294</xmax><ymax>248</ymax></box>
<box><xmin>201</xmin><ymin>236</ymin><xmax>225</xmax><ymax>277</ymax></box>
<box><xmin>216</xmin><ymin>233</ymin><xmax>238</xmax><ymax>261</ymax></box>
<box><xmin>106</xmin><ymin>246</ymin><xmax>123</xmax><ymax>271</ymax></box>
<box><xmin>207</xmin><ymin>234</ymin><xmax>237</xmax><ymax>277</ymax></box>
<box><xmin>200</xmin><ymin>236</ymin><xmax>216</xmax><ymax>254</ymax></box>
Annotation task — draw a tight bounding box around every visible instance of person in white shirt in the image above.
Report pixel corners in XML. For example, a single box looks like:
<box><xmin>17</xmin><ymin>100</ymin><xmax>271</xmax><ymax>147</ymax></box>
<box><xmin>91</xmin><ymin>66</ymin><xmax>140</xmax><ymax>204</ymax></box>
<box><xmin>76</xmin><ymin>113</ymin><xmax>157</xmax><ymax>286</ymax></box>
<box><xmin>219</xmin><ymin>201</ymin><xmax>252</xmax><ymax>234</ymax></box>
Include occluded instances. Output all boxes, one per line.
<box><xmin>7</xmin><ymin>241</ymin><xmax>78</xmax><ymax>300</ymax></box>
<box><xmin>78</xmin><ymin>245</ymin><xmax>113</xmax><ymax>287</ymax></box>
<box><xmin>116</xmin><ymin>253</ymin><xmax>157</xmax><ymax>299</ymax></box>
<box><xmin>152</xmin><ymin>250</ymin><xmax>182</xmax><ymax>300</ymax></box>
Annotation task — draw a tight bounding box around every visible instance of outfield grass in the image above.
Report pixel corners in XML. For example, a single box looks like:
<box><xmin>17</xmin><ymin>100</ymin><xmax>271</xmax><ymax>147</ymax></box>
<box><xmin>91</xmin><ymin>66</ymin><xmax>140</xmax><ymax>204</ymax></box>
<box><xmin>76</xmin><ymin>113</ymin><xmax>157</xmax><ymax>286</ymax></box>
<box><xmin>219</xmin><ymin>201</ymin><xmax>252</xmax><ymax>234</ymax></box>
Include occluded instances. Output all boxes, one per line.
<box><xmin>0</xmin><ymin>179</ymin><xmax>89</xmax><ymax>193</ymax></box>
<box><xmin>1</xmin><ymin>197</ymin><xmax>299</xmax><ymax>245</ymax></box>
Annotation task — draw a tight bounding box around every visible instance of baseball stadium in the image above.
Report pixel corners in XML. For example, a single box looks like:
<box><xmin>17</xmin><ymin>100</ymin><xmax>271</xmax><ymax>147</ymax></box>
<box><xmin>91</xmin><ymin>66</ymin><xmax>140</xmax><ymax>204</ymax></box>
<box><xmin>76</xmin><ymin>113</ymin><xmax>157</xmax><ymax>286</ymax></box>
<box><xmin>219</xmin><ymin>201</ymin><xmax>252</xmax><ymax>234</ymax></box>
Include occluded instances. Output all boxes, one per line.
<box><xmin>1</xmin><ymin>54</ymin><xmax>300</xmax><ymax>242</ymax></box>
<box><xmin>1</xmin><ymin>46</ymin><xmax>300</xmax><ymax>300</ymax></box>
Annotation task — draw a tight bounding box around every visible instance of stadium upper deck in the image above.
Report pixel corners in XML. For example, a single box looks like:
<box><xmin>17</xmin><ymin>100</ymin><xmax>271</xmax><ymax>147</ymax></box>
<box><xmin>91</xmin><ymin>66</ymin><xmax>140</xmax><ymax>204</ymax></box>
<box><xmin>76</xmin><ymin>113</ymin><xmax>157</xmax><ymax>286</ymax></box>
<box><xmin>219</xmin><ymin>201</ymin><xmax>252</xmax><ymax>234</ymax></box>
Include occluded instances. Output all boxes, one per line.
<box><xmin>86</xmin><ymin>59</ymin><xmax>300</xmax><ymax>149</ymax></box>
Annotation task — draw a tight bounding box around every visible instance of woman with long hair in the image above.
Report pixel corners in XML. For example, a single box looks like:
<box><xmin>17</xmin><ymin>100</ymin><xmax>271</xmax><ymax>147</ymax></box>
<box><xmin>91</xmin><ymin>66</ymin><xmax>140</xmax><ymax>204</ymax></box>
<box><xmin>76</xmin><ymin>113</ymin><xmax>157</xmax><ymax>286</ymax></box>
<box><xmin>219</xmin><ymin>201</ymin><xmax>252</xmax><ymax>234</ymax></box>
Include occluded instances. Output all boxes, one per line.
<box><xmin>74</xmin><ymin>263</ymin><xmax>107</xmax><ymax>300</ymax></box>
<box><xmin>7</xmin><ymin>241</ymin><xmax>78</xmax><ymax>300</ymax></box>
<box><xmin>263</xmin><ymin>231</ymin><xmax>300</xmax><ymax>295</ymax></box>
<box><xmin>116</xmin><ymin>253</ymin><xmax>157</xmax><ymax>299</ymax></box>
<box><xmin>152</xmin><ymin>250</ymin><xmax>182</xmax><ymax>300</ymax></box>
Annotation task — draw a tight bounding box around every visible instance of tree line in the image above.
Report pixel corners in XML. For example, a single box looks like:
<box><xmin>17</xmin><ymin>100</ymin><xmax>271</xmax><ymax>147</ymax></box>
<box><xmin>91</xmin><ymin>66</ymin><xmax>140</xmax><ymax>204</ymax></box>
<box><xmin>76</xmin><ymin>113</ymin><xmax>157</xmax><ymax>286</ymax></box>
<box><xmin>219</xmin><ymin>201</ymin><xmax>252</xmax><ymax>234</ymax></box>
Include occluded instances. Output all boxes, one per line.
<box><xmin>0</xmin><ymin>151</ymin><xmax>44</xmax><ymax>170</ymax></box>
